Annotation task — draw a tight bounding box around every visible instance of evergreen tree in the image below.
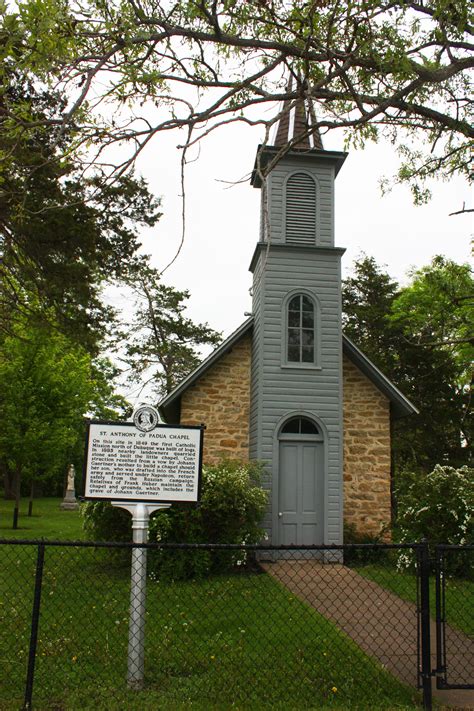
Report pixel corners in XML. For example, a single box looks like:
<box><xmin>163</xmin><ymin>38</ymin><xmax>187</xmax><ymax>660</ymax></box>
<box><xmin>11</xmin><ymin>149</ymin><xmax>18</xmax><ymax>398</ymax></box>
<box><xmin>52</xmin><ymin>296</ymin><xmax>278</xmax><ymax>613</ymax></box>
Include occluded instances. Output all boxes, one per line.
<box><xmin>342</xmin><ymin>255</ymin><xmax>399</xmax><ymax>375</ymax></box>
<box><xmin>342</xmin><ymin>255</ymin><xmax>472</xmax><ymax>476</ymax></box>
<box><xmin>120</xmin><ymin>263</ymin><xmax>221</xmax><ymax>400</ymax></box>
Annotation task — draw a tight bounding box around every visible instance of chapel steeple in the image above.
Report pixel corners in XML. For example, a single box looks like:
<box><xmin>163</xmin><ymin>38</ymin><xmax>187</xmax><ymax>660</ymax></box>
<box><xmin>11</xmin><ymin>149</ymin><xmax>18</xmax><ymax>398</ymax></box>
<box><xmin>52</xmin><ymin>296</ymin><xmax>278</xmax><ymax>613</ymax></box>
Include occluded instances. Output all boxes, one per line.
<box><xmin>273</xmin><ymin>80</ymin><xmax>324</xmax><ymax>151</ymax></box>
<box><xmin>248</xmin><ymin>88</ymin><xmax>348</xmax><ymax>546</ymax></box>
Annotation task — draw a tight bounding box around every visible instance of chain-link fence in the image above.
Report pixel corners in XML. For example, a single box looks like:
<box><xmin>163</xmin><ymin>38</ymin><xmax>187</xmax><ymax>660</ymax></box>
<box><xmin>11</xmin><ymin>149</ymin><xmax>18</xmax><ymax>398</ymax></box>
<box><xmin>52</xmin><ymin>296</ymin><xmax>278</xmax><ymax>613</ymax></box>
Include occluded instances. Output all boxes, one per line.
<box><xmin>435</xmin><ymin>545</ymin><xmax>474</xmax><ymax>691</ymax></box>
<box><xmin>0</xmin><ymin>540</ymin><xmax>472</xmax><ymax>710</ymax></box>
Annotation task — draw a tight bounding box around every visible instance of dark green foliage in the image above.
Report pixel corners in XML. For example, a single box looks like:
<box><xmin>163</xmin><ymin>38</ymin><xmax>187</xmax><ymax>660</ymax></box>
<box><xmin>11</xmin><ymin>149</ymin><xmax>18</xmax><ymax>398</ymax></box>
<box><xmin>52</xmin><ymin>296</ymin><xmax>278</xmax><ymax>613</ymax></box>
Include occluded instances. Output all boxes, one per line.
<box><xmin>0</xmin><ymin>72</ymin><xmax>161</xmax><ymax>353</ymax></box>
<box><xmin>392</xmin><ymin>344</ymin><xmax>466</xmax><ymax>473</ymax></box>
<box><xmin>0</xmin><ymin>71</ymin><xmax>158</xmax><ymax>504</ymax></box>
<box><xmin>342</xmin><ymin>255</ymin><xmax>473</xmax><ymax>476</ymax></box>
<box><xmin>342</xmin><ymin>255</ymin><xmax>399</xmax><ymax>375</ymax></box>
<box><xmin>148</xmin><ymin>460</ymin><xmax>267</xmax><ymax>578</ymax></box>
<box><xmin>343</xmin><ymin>521</ymin><xmax>389</xmax><ymax>567</ymax></box>
<box><xmin>390</xmin><ymin>257</ymin><xmax>473</xmax><ymax>471</ymax></box>
<box><xmin>81</xmin><ymin>501</ymin><xmax>132</xmax><ymax>542</ymax></box>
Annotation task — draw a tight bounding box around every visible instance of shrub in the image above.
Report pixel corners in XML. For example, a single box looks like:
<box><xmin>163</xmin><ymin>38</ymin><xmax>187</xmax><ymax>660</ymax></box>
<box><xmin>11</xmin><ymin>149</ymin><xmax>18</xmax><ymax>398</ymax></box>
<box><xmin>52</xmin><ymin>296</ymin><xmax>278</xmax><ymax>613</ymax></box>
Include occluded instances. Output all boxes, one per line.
<box><xmin>81</xmin><ymin>459</ymin><xmax>268</xmax><ymax>578</ymax></box>
<box><xmin>396</xmin><ymin>464</ymin><xmax>473</xmax><ymax>577</ymax></box>
<box><xmin>148</xmin><ymin>459</ymin><xmax>267</xmax><ymax>578</ymax></box>
<box><xmin>81</xmin><ymin>500</ymin><xmax>132</xmax><ymax>541</ymax></box>
<box><xmin>343</xmin><ymin>521</ymin><xmax>389</xmax><ymax>567</ymax></box>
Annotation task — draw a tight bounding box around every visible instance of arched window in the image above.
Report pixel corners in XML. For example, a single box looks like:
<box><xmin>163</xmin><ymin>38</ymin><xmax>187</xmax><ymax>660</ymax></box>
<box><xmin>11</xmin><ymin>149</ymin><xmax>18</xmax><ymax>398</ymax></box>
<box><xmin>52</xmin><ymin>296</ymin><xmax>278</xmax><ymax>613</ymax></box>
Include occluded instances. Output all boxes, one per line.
<box><xmin>281</xmin><ymin>417</ymin><xmax>320</xmax><ymax>436</ymax></box>
<box><xmin>287</xmin><ymin>294</ymin><xmax>315</xmax><ymax>363</ymax></box>
<box><xmin>285</xmin><ymin>172</ymin><xmax>317</xmax><ymax>245</ymax></box>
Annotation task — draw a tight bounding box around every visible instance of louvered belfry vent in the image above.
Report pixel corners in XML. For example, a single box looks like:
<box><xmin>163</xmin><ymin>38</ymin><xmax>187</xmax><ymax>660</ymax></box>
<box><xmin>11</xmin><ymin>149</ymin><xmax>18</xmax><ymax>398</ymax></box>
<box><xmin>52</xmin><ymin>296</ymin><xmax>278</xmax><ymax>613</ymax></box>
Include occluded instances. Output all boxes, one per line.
<box><xmin>285</xmin><ymin>172</ymin><xmax>316</xmax><ymax>245</ymax></box>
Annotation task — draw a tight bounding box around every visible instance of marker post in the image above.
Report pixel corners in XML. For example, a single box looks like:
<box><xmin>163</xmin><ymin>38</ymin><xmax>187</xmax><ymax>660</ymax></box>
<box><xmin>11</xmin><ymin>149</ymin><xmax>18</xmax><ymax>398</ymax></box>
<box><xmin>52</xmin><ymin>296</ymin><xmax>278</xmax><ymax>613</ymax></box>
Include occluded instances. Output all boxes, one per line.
<box><xmin>111</xmin><ymin>501</ymin><xmax>171</xmax><ymax>689</ymax></box>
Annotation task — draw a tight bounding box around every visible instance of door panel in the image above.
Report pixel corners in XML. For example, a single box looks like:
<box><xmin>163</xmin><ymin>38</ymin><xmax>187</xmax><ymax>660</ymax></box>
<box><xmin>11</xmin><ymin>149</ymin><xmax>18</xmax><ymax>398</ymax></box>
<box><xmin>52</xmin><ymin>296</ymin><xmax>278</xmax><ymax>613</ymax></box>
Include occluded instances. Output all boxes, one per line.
<box><xmin>302</xmin><ymin>524</ymin><xmax>318</xmax><ymax>546</ymax></box>
<box><xmin>280</xmin><ymin>444</ymin><xmax>298</xmax><ymax>513</ymax></box>
<box><xmin>302</xmin><ymin>445</ymin><xmax>317</xmax><ymax>513</ymax></box>
<box><xmin>282</xmin><ymin>523</ymin><xmax>298</xmax><ymax>546</ymax></box>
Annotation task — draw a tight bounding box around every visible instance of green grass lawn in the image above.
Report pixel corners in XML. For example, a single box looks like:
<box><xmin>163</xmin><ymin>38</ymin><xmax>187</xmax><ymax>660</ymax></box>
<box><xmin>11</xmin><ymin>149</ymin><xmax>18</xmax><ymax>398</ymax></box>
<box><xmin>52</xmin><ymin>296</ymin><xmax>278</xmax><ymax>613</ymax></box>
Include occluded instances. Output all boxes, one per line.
<box><xmin>0</xmin><ymin>496</ymin><xmax>83</xmax><ymax>540</ymax></box>
<box><xmin>354</xmin><ymin>563</ymin><xmax>474</xmax><ymax>637</ymax></box>
<box><xmin>0</xmin><ymin>501</ymin><xmax>423</xmax><ymax>709</ymax></box>
<box><xmin>0</xmin><ymin>545</ymin><xmax>421</xmax><ymax>711</ymax></box>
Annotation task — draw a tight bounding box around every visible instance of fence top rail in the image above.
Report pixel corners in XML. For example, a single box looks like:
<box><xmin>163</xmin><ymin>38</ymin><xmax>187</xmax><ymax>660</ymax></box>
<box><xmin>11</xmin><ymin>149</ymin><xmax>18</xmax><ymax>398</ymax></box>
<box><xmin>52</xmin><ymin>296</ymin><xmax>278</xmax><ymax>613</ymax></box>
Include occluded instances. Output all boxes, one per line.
<box><xmin>0</xmin><ymin>538</ymin><xmax>427</xmax><ymax>551</ymax></box>
<box><xmin>435</xmin><ymin>543</ymin><xmax>474</xmax><ymax>551</ymax></box>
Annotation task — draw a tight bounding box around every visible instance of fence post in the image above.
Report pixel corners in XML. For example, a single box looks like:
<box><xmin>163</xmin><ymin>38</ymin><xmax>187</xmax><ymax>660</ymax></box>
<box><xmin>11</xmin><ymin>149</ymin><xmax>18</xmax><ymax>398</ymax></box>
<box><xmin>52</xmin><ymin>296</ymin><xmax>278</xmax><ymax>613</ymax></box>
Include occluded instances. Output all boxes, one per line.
<box><xmin>434</xmin><ymin>546</ymin><xmax>444</xmax><ymax>686</ymax></box>
<box><xmin>418</xmin><ymin>540</ymin><xmax>433</xmax><ymax>711</ymax></box>
<box><xmin>24</xmin><ymin>542</ymin><xmax>45</xmax><ymax>710</ymax></box>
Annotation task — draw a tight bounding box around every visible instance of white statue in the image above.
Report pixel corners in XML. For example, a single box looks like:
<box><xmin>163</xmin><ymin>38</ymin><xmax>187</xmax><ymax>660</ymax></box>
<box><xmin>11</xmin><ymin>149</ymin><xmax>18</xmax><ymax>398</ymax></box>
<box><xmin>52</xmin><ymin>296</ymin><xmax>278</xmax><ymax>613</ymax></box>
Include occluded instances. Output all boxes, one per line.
<box><xmin>67</xmin><ymin>464</ymin><xmax>75</xmax><ymax>491</ymax></box>
<box><xmin>61</xmin><ymin>463</ymin><xmax>79</xmax><ymax>510</ymax></box>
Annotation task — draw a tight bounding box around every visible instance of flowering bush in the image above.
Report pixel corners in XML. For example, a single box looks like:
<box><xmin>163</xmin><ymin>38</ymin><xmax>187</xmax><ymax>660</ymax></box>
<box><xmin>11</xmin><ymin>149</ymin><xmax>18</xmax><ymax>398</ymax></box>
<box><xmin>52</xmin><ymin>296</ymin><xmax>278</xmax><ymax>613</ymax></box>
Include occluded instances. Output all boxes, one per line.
<box><xmin>397</xmin><ymin>465</ymin><xmax>473</xmax><ymax>577</ymax></box>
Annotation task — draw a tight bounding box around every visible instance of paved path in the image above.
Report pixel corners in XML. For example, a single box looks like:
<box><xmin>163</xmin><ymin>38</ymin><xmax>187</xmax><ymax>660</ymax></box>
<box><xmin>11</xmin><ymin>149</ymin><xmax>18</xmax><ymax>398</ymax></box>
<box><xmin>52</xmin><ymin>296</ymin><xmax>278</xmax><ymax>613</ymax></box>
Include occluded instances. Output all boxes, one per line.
<box><xmin>262</xmin><ymin>560</ymin><xmax>474</xmax><ymax>709</ymax></box>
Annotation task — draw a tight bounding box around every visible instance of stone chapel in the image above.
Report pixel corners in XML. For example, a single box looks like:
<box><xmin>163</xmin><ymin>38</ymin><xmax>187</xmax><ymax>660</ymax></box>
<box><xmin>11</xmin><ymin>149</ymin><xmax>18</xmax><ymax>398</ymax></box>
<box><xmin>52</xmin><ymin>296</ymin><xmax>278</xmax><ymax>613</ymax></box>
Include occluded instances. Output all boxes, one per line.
<box><xmin>158</xmin><ymin>99</ymin><xmax>417</xmax><ymax>546</ymax></box>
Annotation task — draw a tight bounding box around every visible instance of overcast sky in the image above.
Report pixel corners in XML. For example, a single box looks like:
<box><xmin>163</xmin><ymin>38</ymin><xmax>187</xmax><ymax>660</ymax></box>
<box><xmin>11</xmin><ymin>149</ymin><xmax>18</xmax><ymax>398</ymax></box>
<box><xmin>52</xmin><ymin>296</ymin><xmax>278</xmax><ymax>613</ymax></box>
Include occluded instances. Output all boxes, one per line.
<box><xmin>106</xmin><ymin>119</ymin><xmax>472</xmax><ymax>405</ymax></box>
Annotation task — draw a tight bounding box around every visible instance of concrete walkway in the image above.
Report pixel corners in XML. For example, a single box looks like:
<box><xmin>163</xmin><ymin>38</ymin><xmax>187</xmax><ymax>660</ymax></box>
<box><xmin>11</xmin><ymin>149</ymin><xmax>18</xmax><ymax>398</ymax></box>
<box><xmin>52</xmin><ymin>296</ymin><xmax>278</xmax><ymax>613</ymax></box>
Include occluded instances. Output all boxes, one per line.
<box><xmin>262</xmin><ymin>560</ymin><xmax>474</xmax><ymax>709</ymax></box>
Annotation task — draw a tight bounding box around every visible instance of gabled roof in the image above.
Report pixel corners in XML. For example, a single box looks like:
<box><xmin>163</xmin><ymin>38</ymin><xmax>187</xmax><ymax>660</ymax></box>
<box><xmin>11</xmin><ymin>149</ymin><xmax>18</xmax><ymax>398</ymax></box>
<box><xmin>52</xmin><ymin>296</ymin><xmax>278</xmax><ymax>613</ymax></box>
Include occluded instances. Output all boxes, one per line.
<box><xmin>342</xmin><ymin>335</ymin><xmax>419</xmax><ymax>418</ymax></box>
<box><xmin>158</xmin><ymin>318</ymin><xmax>253</xmax><ymax>423</ymax></box>
<box><xmin>158</xmin><ymin>318</ymin><xmax>418</xmax><ymax>423</ymax></box>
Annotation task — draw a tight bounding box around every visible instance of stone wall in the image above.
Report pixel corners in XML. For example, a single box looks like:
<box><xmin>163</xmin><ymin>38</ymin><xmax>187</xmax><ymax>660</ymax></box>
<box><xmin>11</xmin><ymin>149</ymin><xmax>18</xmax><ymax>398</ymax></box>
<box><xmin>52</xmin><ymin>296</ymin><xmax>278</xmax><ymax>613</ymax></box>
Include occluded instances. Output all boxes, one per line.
<box><xmin>343</xmin><ymin>355</ymin><xmax>392</xmax><ymax>536</ymax></box>
<box><xmin>180</xmin><ymin>334</ymin><xmax>251</xmax><ymax>464</ymax></box>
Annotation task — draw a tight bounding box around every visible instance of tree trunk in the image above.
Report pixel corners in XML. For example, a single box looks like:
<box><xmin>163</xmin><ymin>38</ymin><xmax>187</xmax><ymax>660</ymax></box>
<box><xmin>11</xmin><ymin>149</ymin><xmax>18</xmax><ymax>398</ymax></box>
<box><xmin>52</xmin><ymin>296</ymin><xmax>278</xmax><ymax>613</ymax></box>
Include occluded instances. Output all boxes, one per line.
<box><xmin>13</xmin><ymin>465</ymin><xmax>21</xmax><ymax>530</ymax></box>
<box><xmin>28</xmin><ymin>479</ymin><xmax>35</xmax><ymax>517</ymax></box>
<box><xmin>2</xmin><ymin>462</ymin><xmax>15</xmax><ymax>500</ymax></box>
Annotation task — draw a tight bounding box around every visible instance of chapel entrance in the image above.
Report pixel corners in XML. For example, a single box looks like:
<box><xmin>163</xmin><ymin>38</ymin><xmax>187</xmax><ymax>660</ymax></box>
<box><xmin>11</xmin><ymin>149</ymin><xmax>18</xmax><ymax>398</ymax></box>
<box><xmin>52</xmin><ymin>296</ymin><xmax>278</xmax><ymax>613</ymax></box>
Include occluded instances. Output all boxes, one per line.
<box><xmin>278</xmin><ymin>417</ymin><xmax>324</xmax><ymax>546</ymax></box>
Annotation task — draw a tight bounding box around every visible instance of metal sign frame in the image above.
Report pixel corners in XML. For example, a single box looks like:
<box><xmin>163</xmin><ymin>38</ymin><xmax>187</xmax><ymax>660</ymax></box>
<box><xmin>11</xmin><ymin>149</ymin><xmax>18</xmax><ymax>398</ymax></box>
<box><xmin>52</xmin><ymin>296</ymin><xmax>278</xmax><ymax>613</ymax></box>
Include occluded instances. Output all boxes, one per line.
<box><xmin>83</xmin><ymin>419</ymin><xmax>204</xmax><ymax>504</ymax></box>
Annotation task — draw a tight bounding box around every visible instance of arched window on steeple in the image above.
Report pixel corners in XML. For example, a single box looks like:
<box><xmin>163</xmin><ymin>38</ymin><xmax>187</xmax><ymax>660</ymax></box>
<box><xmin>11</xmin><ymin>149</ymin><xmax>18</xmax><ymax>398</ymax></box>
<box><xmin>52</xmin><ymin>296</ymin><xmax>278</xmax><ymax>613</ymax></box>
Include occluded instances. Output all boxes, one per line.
<box><xmin>287</xmin><ymin>294</ymin><xmax>315</xmax><ymax>364</ymax></box>
<box><xmin>285</xmin><ymin>172</ymin><xmax>317</xmax><ymax>245</ymax></box>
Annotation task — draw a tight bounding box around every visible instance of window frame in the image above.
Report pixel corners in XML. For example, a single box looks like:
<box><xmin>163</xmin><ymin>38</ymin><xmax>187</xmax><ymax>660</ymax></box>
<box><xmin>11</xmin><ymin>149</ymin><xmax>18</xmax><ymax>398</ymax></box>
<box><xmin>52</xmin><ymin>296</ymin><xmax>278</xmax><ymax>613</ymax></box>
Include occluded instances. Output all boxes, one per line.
<box><xmin>279</xmin><ymin>417</ymin><xmax>323</xmax><ymax>441</ymax></box>
<box><xmin>281</xmin><ymin>289</ymin><xmax>321</xmax><ymax>370</ymax></box>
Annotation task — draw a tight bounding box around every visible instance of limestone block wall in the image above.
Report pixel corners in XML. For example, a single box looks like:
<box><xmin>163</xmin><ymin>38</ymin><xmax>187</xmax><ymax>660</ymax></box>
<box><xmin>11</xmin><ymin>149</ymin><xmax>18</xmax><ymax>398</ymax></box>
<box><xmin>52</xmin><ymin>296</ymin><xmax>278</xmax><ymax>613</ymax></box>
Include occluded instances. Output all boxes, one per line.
<box><xmin>343</xmin><ymin>356</ymin><xmax>392</xmax><ymax>536</ymax></box>
<box><xmin>180</xmin><ymin>334</ymin><xmax>251</xmax><ymax>464</ymax></box>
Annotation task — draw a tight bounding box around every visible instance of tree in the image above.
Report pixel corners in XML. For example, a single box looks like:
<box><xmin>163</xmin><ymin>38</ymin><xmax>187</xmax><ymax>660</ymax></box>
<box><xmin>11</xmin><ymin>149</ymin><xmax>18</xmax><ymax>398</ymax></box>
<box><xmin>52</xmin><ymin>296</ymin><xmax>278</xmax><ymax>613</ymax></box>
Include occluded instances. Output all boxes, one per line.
<box><xmin>120</xmin><ymin>263</ymin><xmax>221</xmax><ymax>399</ymax></box>
<box><xmin>390</xmin><ymin>256</ymin><xmax>473</xmax><ymax>466</ymax></box>
<box><xmin>0</xmin><ymin>70</ymin><xmax>162</xmax><ymax>352</ymax></box>
<box><xmin>342</xmin><ymin>254</ymin><xmax>472</xmax><ymax>476</ymax></box>
<box><xmin>0</xmin><ymin>317</ymin><xmax>125</xmax><ymax>526</ymax></box>
<box><xmin>1</xmin><ymin>1</ymin><xmax>472</xmax><ymax>204</ymax></box>
<box><xmin>390</xmin><ymin>256</ymin><xmax>473</xmax><ymax>369</ymax></box>
<box><xmin>342</xmin><ymin>255</ymin><xmax>399</xmax><ymax>375</ymax></box>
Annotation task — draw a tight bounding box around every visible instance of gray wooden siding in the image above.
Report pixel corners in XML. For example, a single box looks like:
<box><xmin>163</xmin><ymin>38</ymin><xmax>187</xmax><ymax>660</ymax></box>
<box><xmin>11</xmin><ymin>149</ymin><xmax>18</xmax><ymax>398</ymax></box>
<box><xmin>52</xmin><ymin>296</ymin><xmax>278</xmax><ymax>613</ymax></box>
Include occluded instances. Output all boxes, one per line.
<box><xmin>251</xmin><ymin>245</ymin><xmax>343</xmax><ymax>544</ymax></box>
<box><xmin>266</xmin><ymin>157</ymin><xmax>335</xmax><ymax>247</ymax></box>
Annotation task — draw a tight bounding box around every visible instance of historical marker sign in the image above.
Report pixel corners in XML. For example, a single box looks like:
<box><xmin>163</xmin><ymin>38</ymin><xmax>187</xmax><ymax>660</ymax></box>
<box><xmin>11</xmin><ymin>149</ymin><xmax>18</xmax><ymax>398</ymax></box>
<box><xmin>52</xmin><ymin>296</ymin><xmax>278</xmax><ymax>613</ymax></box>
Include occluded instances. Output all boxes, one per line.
<box><xmin>84</xmin><ymin>421</ymin><xmax>203</xmax><ymax>503</ymax></box>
